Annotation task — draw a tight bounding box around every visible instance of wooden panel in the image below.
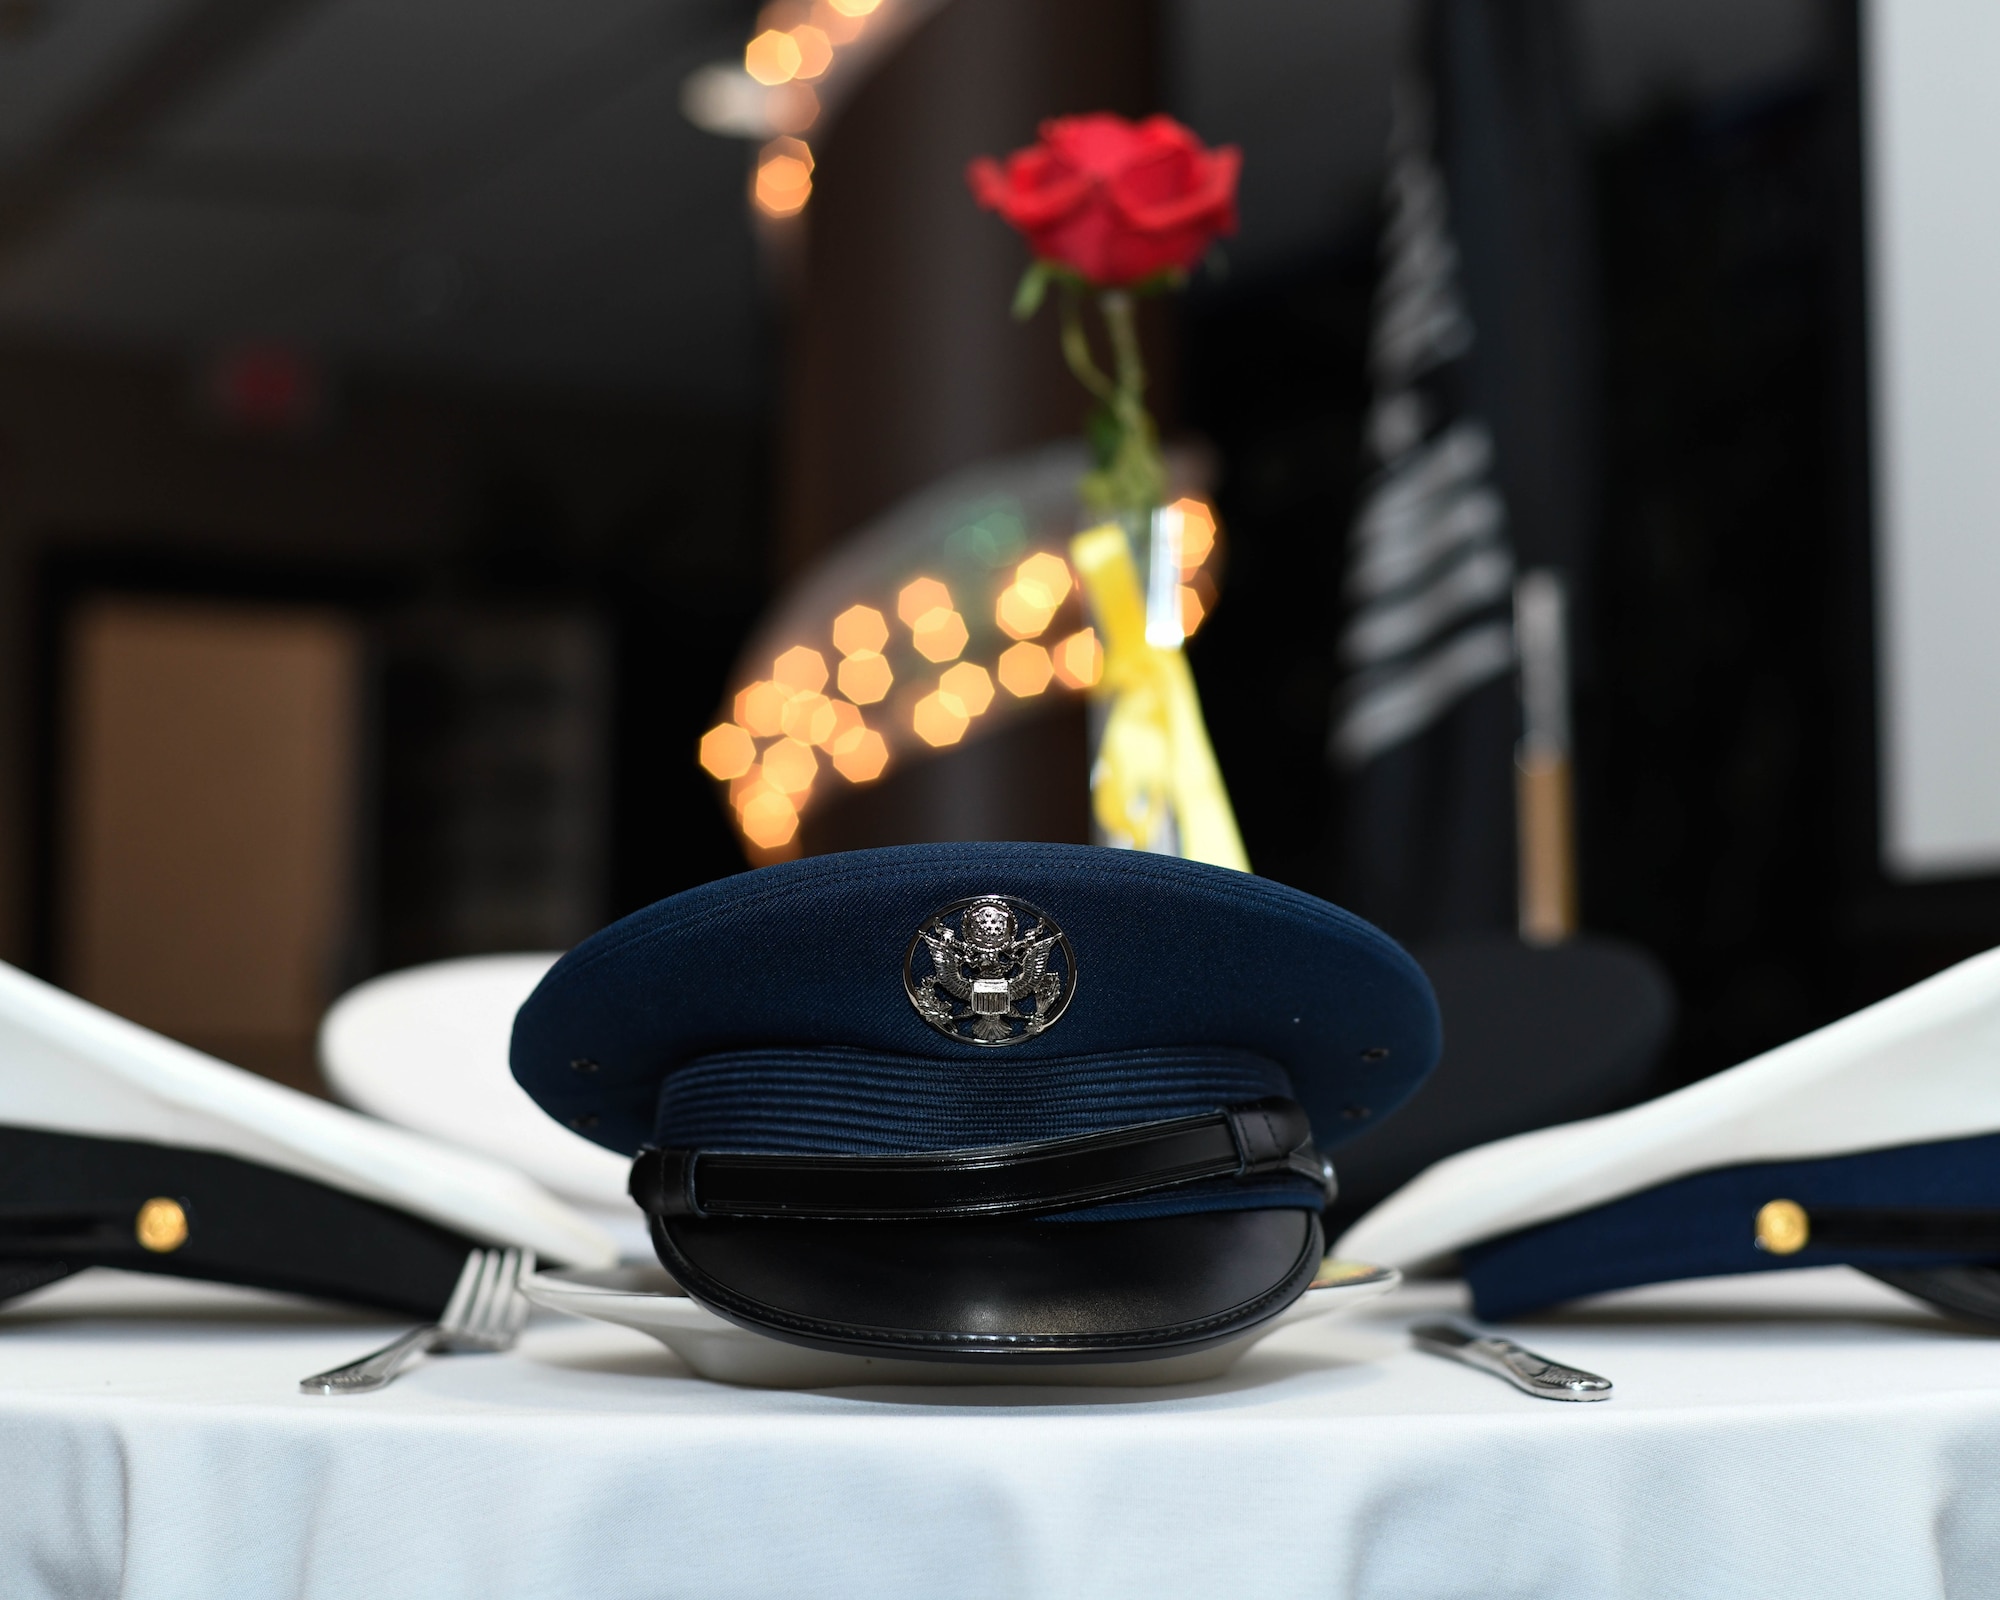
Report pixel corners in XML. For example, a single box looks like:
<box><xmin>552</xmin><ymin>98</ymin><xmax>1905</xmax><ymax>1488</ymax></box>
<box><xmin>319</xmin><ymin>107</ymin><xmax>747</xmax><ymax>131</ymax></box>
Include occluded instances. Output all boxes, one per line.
<box><xmin>59</xmin><ymin>597</ymin><xmax>361</xmax><ymax>1085</ymax></box>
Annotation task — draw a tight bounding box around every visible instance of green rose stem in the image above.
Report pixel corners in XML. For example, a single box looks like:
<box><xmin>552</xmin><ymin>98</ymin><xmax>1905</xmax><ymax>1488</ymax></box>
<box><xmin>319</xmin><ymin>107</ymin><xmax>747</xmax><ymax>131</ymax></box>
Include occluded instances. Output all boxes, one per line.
<box><xmin>1055</xmin><ymin>284</ymin><xmax>1167</xmax><ymax>521</ymax></box>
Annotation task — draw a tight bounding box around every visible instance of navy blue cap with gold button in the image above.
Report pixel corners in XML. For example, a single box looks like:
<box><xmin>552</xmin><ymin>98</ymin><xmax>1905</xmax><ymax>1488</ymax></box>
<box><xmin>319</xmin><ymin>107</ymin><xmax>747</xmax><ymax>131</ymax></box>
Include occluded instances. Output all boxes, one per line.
<box><xmin>512</xmin><ymin>842</ymin><xmax>1440</xmax><ymax>1364</ymax></box>
<box><xmin>1338</xmin><ymin>943</ymin><xmax>2000</xmax><ymax>1330</ymax></box>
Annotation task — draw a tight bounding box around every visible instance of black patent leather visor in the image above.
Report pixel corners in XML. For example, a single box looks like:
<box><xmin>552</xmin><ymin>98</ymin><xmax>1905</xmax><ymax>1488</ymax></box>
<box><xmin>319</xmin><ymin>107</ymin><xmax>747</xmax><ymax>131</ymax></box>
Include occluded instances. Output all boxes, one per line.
<box><xmin>649</xmin><ymin>1207</ymin><xmax>1325</xmax><ymax>1363</ymax></box>
<box><xmin>629</xmin><ymin>1098</ymin><xmax>1330</xmax><ymax>1362</ymax></box>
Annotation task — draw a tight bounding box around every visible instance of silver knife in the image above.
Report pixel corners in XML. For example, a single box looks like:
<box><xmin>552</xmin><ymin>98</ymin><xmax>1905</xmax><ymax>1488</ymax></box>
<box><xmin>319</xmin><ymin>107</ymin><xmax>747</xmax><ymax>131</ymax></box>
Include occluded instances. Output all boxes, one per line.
<box><xmin>1410</xmin><ymin>1319</ymin><xmax>1613</xmax><ymax>1401</ymax></box>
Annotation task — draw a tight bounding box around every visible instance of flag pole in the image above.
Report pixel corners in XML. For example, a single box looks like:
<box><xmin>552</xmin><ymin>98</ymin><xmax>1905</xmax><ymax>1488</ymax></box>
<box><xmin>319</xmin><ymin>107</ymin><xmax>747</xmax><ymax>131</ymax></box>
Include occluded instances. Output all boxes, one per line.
<box><xmin>1514</xmin><ymin>569</ymin><xmax>1577</xmax><ymax>944</ymax></box>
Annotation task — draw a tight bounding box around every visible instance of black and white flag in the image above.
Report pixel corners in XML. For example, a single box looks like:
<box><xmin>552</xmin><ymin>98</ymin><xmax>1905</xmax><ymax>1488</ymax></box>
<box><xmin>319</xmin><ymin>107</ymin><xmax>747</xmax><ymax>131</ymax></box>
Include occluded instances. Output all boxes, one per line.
<box><xmin>1331</xmin><ymin>0</ymin><xmax>1596</xmax><ymax>942</ymax></box>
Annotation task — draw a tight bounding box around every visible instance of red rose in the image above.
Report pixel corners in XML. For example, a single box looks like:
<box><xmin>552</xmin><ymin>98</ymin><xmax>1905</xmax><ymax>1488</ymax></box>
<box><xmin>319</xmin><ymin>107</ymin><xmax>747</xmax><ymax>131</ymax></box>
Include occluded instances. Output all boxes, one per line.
<box><xmin>968</xmin><ymin>114</ymin><xmax>1240</xmax><ymax>288</ymax></box>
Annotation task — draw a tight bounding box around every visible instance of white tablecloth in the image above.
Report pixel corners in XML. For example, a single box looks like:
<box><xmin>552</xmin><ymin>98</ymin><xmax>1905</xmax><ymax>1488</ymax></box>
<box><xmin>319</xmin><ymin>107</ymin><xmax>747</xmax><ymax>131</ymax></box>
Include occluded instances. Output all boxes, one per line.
<box><xmin>3</xmin><ymin>1265</ymin><xmax>1998</xmax><ymax>1599</ymax></box>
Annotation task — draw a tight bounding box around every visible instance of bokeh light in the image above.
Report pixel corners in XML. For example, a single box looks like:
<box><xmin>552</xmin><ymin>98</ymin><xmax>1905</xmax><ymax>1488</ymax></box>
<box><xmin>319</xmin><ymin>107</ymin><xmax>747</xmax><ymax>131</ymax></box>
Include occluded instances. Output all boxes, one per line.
<box><xmin>754</xmin><ymin>140</ymin><xmax>813</xmax><ymax>217</ymax></box>
<box><xmin>913</xmin><ymin>691</ymin><xmax>970</xmax><ymax>746</ymax></box>
<box><xmin>911</xmin><ymin>608</ymin><xmax>968</xmax><ymax>663</ymax></box>
<box><xmin>1171</xmin><ymin>497</ymin><xmax>1217</xmax><ymax>573</ymax></box>
<box><xmin>837</xmin><ymin>649</ymin><xmax>892</xmax><ymax>703</ymax></box>
<box><xmin>698</xmin><ymin>723</ymin><xmax>757</xmax><ymax>780</ymax></box>
<box><xmin>1016</xmin><ymin>552</ymin><xmax>1073</xmax><ymax>608</ymax></box>
<box><xmin>772</xmin><ymin>644</ymin><xmax>828</xmax><ymax>694</ymax></box>
<box><xmin>997</xmin><ymin>640</ymin><xmax>1054</xmax><ymax>697</ymax></box>
<box><xmin>761</xmin><ymin>738</ymin><xmax>819</xmax><ymax>795</ymax></box>
<box><xmin>780</xmin><ymin>690</ymin><xmax>837</xmax><ymax>744</ymax></box>
<box><xmin>812</xmin><ymin>0</ymin><xmax>866</xmax><ymax>43</ymax></box>
<box><xmin>744</xmin><ymin>28</ymin><xmax>802</xmax><ymax>84</ymax></box>
<box><xmin>897</xmin><ymin>576</ymin><xmax>952</xmax><ymax>627</ymax></box>
<box><xmin>832</xmin><ymin>603</ymin><xmax>888</xmax><ymax>656</ymax></box>
<box><xmin>789</xmin><ymin>23</ymin><xmax>833</xmax><ymax>76</ymax></box>
<box><xmin>996</xmin><ymin>583</ymin><xmax>1053</xmax><ymax>640</ymax></box>
<box><xmin>824</xmin><ymin>699</ymin><xmax>866</xmax><ymax>752</ymax></box>
<box><xmin>996</xmin><ymin>551</ymin><xmax>1073</xmax><ymax>639</ymax></box>
<box><xmin>735</xmin><ymin>680</ymin><xmax>787</xmax><ymax>737</ymax></box>
<box><xmin>739</xmin><ymin>787</ymin><xmax>800</xmax><ymax>849</ymax></box>
<box><xmin>827</xmin><ymin>0</ymin><xmax>880</xmax><ymax>14</ymax></box>
<box><xmin>938</xmin><ymin>661</ymin><xmax>994</xmax><ymax>716</ymax></box>
<box><xmin>764</xmin><ymin>82</ymin><xmax>819</xmax><ymax>134</ymax></box>
<box><xmin>831</xmin><ymin>727</ymin><xmax>889</xmax><ymax>782</ymax></box>
<box><xmin>1052</xmin><ymin>628</ymin><xmax>1103</xmax><ymax>689</ymax></box>
<box><xmin>1180</xmin><ymin>585</ymin><xmax>1207</xmax><ymax>636</ymax></box>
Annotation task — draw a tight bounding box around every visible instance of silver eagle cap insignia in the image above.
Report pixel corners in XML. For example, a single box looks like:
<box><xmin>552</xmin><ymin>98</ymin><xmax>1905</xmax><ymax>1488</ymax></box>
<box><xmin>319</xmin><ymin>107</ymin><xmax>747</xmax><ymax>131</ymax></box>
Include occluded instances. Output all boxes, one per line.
<box><xmin>903</xmin><ymin>895</ymin><xmax>1077</xmax><ymax>1046</ymax></box>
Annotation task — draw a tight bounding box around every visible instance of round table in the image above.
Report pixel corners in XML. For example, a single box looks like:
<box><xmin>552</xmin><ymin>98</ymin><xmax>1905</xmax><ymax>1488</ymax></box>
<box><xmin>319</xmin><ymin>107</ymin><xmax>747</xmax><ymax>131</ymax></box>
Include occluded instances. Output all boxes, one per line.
<box><xmin>3</xmin><ymin>1265</ymin><xmax>1997</xmax><ymax>1598</ymax></box>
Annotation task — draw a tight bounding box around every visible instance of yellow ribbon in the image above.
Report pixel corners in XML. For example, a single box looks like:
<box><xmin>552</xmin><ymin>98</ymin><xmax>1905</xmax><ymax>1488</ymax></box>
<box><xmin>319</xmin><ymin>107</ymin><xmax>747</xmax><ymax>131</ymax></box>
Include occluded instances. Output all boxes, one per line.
<box><xmin>1069</xmin><ymin>522</ymin><xmax>1250</xmax><ymax>872</ymax></box>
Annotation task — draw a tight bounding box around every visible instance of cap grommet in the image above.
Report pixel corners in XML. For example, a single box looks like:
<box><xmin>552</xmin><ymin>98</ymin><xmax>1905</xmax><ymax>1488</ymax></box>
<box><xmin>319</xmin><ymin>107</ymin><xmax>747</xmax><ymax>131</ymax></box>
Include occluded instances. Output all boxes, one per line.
<box><xmin>134</xmin><ymin>1197</ymin><xmax>189</xmax><ymax>1253</ymax></box>
<box><xmin>1754</xmin><ymin>1198</ymin><xmax>1810</xmax><ymax>1255</ymax></box>
<box><xmin>1361</xmin><ymin>1047</ymin><xmax>1390</xmax><ymax>1061</ymax></box>
<box><xmin>569</xmin><ymin>1058</ymin><xmax>600</xmax><ymax>1074</ymax></box>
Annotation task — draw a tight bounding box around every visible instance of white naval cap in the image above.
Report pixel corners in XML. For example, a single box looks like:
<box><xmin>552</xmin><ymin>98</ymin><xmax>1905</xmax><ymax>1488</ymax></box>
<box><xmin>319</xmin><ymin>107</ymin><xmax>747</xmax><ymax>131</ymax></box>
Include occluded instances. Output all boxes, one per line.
<box><xmin>0</xmin><ymin>958</ymin><xmax>616</xmax><ymax>1269</ymax></box>
<box><xmin>1338</xmin><ymin>944</ymin><xmax>2000</xmax><ymax>1273</ymax></box>
<box><xmin>318</xmin><ymin>954</ymin><xmax>629</xmax><ymax>1211</ymax></box>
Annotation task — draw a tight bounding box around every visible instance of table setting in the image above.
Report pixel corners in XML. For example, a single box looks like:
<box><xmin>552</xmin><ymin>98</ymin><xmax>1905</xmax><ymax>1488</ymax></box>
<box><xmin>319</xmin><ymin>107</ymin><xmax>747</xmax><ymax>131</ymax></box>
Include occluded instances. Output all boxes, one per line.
<box><xmin>7</xmin><ymin>1258</ymin><xmax>1997</xmax><ymax>1598</ymax></box>
<box><xmin>4</xmin><ymin>839</ymin><xmax>2000</xmax><ymax>1598</ymax></box>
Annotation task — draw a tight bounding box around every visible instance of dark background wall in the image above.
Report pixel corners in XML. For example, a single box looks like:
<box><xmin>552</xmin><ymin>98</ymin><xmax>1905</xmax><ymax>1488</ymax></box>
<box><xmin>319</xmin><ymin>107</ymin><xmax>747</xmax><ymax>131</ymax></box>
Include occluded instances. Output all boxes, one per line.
<box><xmin>0</xmin><ymin>338</ymin><xmax>763</xmax><ymax>1091</ymax></box>
<box><xmin>0</xmin><ymin>0</ymin><xmax>1989</xmax><ymax>1101</ymax></box>
<box><xmin>1183</xmin><ymin>1</ymin><xmax>2000</xmax><ymax>1095</ymax></box>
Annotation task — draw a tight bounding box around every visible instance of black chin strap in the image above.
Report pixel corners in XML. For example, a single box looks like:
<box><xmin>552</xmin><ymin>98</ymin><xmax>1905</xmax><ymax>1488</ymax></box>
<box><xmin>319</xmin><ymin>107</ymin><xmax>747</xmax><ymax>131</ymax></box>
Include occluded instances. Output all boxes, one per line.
<box><xmin>629</xmin><ymin>1097</ymin><xmax>1332</xmax><ymax>1223</ymax></box>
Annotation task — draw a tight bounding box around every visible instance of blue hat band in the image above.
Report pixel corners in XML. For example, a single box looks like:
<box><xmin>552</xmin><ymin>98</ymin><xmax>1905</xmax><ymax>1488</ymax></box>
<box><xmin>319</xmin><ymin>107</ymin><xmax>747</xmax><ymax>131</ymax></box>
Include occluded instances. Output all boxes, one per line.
<box><xmin>654</xmin><ymin>1046</ymin><xmax>1326</xmax><ymax>1220</ymax></box>
<box><xmin>1463</xmin><ymin>1131</ymin><xmax>2000</xmax><ymax>1320</ymax></box>
<box><xmin>655</xmin><ymin>1045</ymin><xmax>1299</xmax><ymax>1159</ymax></box>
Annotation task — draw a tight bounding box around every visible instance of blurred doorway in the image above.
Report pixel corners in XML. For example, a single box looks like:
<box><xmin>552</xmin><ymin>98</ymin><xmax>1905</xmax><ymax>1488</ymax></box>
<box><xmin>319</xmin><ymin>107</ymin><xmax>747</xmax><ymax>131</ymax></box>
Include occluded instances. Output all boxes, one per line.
<box><xmin>54</xmin><ymin>595</ymin><xmax>365</xmax><ymax>1093</ymax></box>
<box><xmin>34</xmin><ymin>552</ymin><xmax>619</xmax><ymax>1096</ymax></box>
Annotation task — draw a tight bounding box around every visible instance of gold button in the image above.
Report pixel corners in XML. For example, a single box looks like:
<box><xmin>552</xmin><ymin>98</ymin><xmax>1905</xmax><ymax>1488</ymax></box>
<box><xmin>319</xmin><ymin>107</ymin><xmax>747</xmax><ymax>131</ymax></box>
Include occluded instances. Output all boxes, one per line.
<box><xmin>1754</xmin><ymin>1198</ymin><xmax>1810</xmax><ymax>1255</ymax></box>
<box><xmin>134</xmin><ymin>1197</ymin><xmax>189</xmax><ymax>1253</ymax></box>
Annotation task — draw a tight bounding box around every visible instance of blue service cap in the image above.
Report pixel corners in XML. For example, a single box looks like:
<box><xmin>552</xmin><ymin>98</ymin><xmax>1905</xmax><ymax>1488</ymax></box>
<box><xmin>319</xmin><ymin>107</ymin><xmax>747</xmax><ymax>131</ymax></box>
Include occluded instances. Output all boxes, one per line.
<box><xmin>513</xmin><ymin>842</ymin><xmax>1440</xmax><ymax>1363</ymax></box>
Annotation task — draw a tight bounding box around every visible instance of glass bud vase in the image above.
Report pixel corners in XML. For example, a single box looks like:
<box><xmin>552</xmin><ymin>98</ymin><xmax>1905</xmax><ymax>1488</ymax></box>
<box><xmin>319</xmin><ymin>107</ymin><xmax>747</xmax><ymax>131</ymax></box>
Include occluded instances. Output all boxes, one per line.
<box><xmin>1071</xmin><ymin>502</ymin><xmax>1248</xmax><ymax>870</ymax></box>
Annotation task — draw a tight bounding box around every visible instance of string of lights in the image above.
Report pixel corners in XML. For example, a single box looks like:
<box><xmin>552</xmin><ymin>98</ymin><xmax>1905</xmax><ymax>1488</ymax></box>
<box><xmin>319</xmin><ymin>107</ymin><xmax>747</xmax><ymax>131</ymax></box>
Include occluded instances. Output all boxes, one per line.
<box><xmin>680</xmin><ymin>0</ymin><xmax>951</xmax><ymax>219</ymax></box>
<box><xmin>700</xmin><ymin>497</ymin><xmax>1221</xmax><ymax>857</ymax></box>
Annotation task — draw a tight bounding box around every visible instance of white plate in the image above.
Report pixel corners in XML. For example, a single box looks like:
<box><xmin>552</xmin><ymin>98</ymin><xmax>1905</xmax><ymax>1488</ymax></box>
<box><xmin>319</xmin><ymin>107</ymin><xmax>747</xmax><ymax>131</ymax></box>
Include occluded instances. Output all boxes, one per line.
<box><xmin>319</xmin><ymin>955</ymin><xmax>634</xmax><ymax>1210</ymax></box>
<box><xmin>523</xmin><ymin>1258</ymin><xmax>1400</xmax><ymax>1388</ymax></box>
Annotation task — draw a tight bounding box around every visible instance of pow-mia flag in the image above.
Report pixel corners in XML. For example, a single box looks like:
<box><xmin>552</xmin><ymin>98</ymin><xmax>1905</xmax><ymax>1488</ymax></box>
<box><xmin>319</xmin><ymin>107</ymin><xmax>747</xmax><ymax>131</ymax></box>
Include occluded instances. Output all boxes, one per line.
<box><xmin>1331</xmin><ymin>0</ymin><xmax>1597</xmax><ymax>941</ymax></box>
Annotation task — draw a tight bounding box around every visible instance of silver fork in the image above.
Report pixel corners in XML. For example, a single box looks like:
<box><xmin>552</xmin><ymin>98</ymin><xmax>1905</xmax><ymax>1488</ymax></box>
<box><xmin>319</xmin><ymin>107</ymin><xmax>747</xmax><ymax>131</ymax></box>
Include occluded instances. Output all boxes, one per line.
<box><xmin>300</xmin><ymin>1247</ymin><xmax>533</xmax><ymax>1395</ymax></box>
